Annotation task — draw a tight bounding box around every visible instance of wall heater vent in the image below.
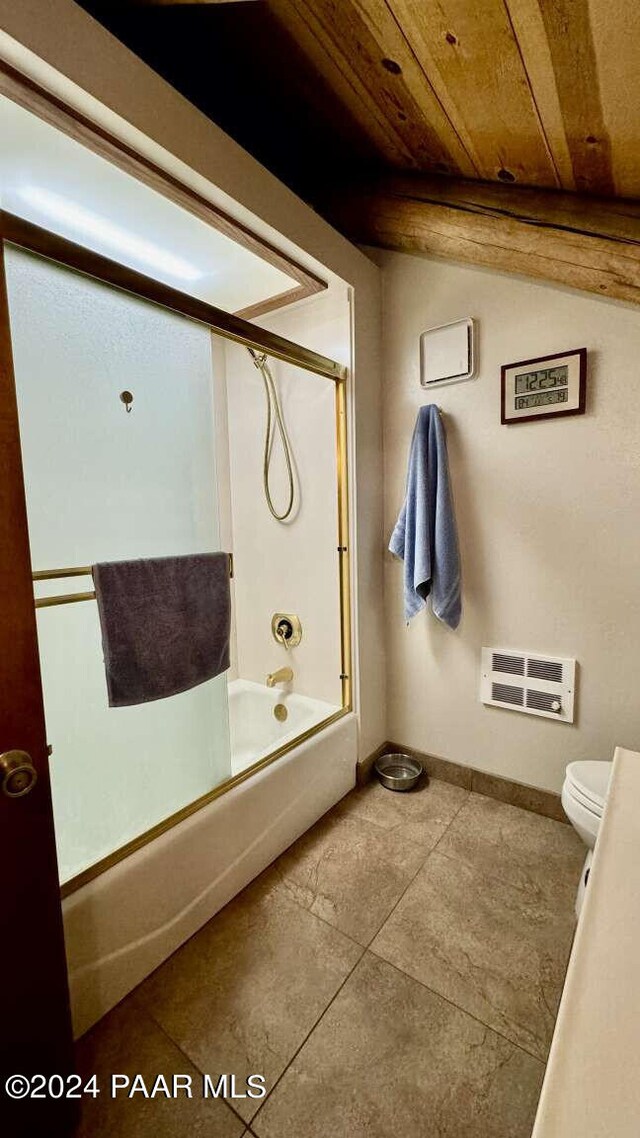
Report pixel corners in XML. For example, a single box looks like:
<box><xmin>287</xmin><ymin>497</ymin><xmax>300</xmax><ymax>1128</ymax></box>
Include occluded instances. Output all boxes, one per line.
<box><xmin>481</xmin><ymin>648</ymin><xmax>576</xmax><ymax>723</ymax></box>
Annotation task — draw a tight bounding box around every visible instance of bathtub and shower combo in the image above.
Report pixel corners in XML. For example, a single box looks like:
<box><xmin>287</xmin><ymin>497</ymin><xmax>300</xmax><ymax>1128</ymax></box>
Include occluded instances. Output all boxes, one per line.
<box><xmin>1</xmin><ymin>83</ymin><xmax>355</xmax><ymax>1035</ymax></box>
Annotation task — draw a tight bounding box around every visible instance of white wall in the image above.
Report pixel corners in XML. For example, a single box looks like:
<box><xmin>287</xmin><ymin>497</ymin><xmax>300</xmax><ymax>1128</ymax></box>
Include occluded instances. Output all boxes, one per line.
<box><xmin>255</xmin><ymin>283</ymin><xmax>352</xmax><ymax>368</ymax></box>
<box><xmin>378</xmin><ymin>249</ymin><xmax>640</xmax><ymax>793</ymax></box>
<box><xmin>0</xmin><ymin>0</ymin><xmax>386</xmax><ymax>760</ymax></box>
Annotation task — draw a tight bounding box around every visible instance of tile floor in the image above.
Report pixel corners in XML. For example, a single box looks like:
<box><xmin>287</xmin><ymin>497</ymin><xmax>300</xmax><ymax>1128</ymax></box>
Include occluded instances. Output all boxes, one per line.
<box><xmin>76</xmin><ymin>776</ymin><xmax>585</xmax><ymax>1138</ymax></box>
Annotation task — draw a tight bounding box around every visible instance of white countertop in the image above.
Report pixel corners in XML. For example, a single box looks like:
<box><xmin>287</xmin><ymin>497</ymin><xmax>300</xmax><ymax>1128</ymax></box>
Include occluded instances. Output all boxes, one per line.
<box><xmin>533</xmin><ymin>746</ymin><xmax>640</xmax><ymax>1137</ymax></box>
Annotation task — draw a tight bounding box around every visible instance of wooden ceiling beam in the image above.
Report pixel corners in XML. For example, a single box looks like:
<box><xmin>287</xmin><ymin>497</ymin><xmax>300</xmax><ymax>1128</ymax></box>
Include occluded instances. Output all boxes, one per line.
<box><xmin>326</xmin><ymin>175</ymin><xmax>640</xmax><ymax>306</ymax></box>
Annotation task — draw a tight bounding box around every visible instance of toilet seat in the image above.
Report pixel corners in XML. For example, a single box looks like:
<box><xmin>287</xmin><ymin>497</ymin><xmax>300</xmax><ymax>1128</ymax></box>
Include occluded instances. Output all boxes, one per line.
<box><xmin>561</xmin><ymin>782</ymin><xmax>601</xmax><ymax>849</ymax></box>
<box><xmin>562</xmin><ymin>759</ymin><xmax>612</xmax><ymax>871</ymax></box>
<box><xmin>565</xmin><ymin>779</ymin><xmax>603</xmax><ymax>818</ymax></box>
<box><xmin>565</xmin><ymin>760</ymin><xmax>611</xmax><ymax>813</ymax></box>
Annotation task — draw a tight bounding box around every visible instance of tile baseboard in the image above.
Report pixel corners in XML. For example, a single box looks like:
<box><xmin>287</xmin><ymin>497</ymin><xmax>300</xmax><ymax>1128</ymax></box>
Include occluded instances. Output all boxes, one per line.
<box><xmin>357</xmin><ymin>741</ymin><xmax>566</xmax><ymax>824</ymax></box>
<box><xmin>356</xmin><ymin>742</ymin><xmax>388</xmax><ymax>787</ymax></box>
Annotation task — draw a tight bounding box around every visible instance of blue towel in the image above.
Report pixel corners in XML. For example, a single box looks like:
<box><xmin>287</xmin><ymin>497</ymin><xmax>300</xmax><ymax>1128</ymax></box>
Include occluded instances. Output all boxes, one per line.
<box><xmin>389</xmin><ymin>405</ymin><xmax>461</xmax><ymax>629</ymax></box>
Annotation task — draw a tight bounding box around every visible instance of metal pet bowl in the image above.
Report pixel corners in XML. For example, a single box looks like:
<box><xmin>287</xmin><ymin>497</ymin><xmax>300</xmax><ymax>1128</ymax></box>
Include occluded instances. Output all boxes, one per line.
<box><xmin>375</xmin><ymin>752</ymin><xmax>423</xmax><ymax>792</ymax></box>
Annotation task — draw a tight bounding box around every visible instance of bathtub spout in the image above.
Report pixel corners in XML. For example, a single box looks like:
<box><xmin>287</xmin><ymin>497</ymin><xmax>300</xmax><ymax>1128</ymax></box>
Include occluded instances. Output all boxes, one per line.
<box><xmin>266</xmin><ymin>666</ymin><xmax>293</xmax><ymax>688</ymax></box>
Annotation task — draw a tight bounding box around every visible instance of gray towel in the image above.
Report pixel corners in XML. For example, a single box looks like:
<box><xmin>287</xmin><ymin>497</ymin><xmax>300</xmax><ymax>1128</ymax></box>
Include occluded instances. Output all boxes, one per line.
<box><xmin>93</xmin><ymin>553</ymin><xmax>231</xmax><ymax>707</ymax></box>
<box><xmin>389</xmin><ymin>405</ymin><xmax>461</xmax><ymax>629</ymax></box>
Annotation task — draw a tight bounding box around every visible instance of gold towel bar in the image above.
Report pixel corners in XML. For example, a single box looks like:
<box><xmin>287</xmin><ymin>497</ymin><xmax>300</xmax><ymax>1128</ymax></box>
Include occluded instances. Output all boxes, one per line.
<box><xmin>32</xmin><ymin>554</ymin><xmax>234</xmax><ymax>609</ymax></box>
<box><xmin>33</xmin><ymin>566</ymin><xmax>92</xmax><ymax>581</ymax></box>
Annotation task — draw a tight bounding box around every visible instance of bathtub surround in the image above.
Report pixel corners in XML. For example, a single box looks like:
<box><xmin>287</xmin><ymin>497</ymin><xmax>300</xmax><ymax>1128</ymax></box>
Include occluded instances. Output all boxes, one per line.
<box><xmin>73</xmin><ymin>778</ymin><xmax>583</xmax><ymax>1137</ymax></box>
<box><xmin>389</xmin><ymin>403</ymin><xmax>461</xmax><ymax>628</ymax></box>
<box><xmin>378</xmin><ymin>249</ymin><xmax>640</xmax><ymax>794</ymax></box>
<box><xmin>93</xmin><ymin>552</ymin><xmax>231</xmax><ymax>706</ymax></box>
<box><xmin>231</xmin><ymin>288</ymin><xmax>351</xmax><ymax>708</ymax></box>
<box><xmin>213</xmin><ymin>290</ymin><xmax>351</xmax><ymax>703</ymax></box>
<box><xmin>223</xmin><ymin>296</ymin><xmax>345</xmax><ymax>709</ymax></box>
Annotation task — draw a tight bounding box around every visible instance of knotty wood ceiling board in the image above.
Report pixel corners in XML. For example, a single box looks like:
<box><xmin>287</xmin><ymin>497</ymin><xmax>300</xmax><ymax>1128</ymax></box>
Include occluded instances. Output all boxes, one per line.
<box><xmin>383</xmin><ymin>0</ymin><xmax>559</xmax><ymax>186</ymax></box>
<box><xmin>577</xmin><ymin>0</ymin><xmax>640</xmax><ymax>198</ymax></box>
<box><xmin>267</xmin><ymin>0</ymin><xmax>477</xmax><ymax>176</ymax></box>
<box><xmin>80</xmin><ymin>1</ymin><xmax>639</xmax><ymax>201</ymax></box>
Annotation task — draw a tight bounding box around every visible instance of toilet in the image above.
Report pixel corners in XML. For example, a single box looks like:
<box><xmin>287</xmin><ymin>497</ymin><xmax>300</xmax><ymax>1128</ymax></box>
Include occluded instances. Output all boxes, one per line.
<box><xmin>561</xmin><ymin>760</ymin><xmax>612</xmax><ymax>917</ymax></box>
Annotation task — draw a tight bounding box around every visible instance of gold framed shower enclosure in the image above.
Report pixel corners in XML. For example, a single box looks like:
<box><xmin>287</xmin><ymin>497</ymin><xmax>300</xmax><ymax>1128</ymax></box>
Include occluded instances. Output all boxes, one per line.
<box><xmin>0</xmin><ymin>209</ymin><xmax>353</xmax><ymax>898</ymax></box>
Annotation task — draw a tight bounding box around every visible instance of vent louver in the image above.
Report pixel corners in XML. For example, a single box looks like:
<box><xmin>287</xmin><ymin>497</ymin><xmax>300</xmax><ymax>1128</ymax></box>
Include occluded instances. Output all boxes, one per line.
<box><xmin>492</xmin><ymin>653</ymin><xmax>524</xmax><ymax>676</ymax></box>
<box><xmin>526</xmin><ymin>689</ymin><xmax>560</xmax><ymax>713</ymax></box>
<box><xmin>492</xmin><ymin>682</ymin><xmax>523</xmax><ymax>706</ymax></box>
<box><xmin>481</xmin><ymin>648</ymin><xmax>575</xmax><ymax>723</ymax></box>
<box><xmin>527</xmin><ymin>658</ymin><xmax>563</xmax><ymax>683</ymax></box>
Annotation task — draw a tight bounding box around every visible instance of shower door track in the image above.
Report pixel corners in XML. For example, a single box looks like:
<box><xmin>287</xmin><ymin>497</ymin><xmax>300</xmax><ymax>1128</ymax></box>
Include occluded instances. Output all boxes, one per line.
<box><xmin>0</xmin><ymin>211</ymin><xmax>353</xmax><ymax>898</ymax></box>
<box><xmin>0</xmin><ymin>212</ymin><xmax>346</xmax><ymax>382</ymax></box>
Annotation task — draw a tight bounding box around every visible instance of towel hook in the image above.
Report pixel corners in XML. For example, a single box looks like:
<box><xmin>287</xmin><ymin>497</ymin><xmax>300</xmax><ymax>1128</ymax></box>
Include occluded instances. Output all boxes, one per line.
<box><xmin>120</xmin><ymin>390</ymin><xmax>133</xmax><ymax>414</ymax></box>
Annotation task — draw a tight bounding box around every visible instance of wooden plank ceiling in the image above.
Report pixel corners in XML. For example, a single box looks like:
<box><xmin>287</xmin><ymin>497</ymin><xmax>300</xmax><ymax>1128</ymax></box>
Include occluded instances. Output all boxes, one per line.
<box><xmin>78</xmin><ymin>1</ymin><xmax>640</xmax><ymax>302</ymax></box>
<box><xmin>115</xmin><ymin>0</ymin><xmax>640</xmax><ymax>196</ymax></box>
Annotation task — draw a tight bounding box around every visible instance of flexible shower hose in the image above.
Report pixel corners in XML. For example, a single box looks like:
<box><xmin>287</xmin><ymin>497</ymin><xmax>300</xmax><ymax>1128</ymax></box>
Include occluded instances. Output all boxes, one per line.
<box><xmin>249</xmin><ymin>349</ymin><xmax>296</xmax><ymax>521</ymax></box>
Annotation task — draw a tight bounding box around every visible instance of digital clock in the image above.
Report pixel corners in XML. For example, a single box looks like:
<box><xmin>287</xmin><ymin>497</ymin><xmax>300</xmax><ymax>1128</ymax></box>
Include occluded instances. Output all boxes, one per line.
<box><xmin>501</xmin><ymin>348</ymin><xmax>587</xmax><ymax>424</ymax></box>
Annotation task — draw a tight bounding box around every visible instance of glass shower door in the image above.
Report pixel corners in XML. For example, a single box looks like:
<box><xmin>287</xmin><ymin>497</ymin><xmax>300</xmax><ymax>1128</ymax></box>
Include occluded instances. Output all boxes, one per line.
<box><xmin>5</xmin><ymin>245</ymin><xmax>232</xmax><ymax>886</ymax></box>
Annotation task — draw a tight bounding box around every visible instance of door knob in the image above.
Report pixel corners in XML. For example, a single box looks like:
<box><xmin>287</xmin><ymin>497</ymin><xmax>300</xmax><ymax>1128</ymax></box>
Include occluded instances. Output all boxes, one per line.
<box><xmin>0</xmin><ymin>750</ymin><xmax>38</xmax><ymax>798</ymax></box>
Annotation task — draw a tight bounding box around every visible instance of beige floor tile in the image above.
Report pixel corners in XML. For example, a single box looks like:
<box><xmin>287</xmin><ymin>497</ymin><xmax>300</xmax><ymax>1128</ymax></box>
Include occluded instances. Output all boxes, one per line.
<box><xmin>437</xmin><ymin>792</ymin><xmax>585</xmax><ymax>906</ymax></box>
<box><xmin>334</xmin><ymin>775</ymin><xmax>469</xmax><ymax>853</ymax></box>
<box><xmin>253</xmin><ymin>952</ymin><xmax>544</xmax><ymax>1138</ymax></box>
<box><xmin>371</xmin><ymin>849</ymin><xmax>575</xmax><ymax>1060</ymax></box>
<box><xmin>136</xmin><ymin>869</ymin><xmax>362</xmax><ymax>1122</ymax></box>
<box><xmin>75</xmin><ymin>996</ymin><xmax>243</xmax><ymax>1138</ymax></box>
<box><xmin>272</xmin><ymin>806</ymin><xmax>428</xmax><ymax>945</ymax></box>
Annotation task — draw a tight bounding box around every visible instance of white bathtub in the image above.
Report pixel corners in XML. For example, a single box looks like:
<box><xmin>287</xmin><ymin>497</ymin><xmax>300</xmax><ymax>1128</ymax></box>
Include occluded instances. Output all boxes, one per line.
<box><xmin>229</xmin><ymin>678</ymin><xmax>341</xmax><ymax>775</ymax></box>
<box><xmin>62</xmin><ymin>695</ymin><xmax>356</xmax><ymax>1037</ymax></box>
